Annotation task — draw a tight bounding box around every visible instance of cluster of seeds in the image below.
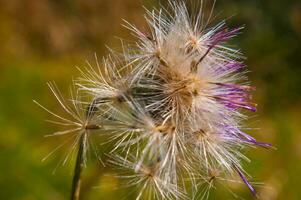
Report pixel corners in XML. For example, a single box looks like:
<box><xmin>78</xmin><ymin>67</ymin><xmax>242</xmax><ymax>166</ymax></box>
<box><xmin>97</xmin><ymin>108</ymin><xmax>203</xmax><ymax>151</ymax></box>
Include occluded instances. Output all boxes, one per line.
<box><xmin>37</xmin><ymin>1</ymin><xmax>271</xmax><ymax>199</ymax></box>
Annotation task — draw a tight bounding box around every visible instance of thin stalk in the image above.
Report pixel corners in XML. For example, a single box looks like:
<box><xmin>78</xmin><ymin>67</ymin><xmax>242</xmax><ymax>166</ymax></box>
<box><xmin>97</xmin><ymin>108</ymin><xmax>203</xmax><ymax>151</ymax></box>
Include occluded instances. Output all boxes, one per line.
<box><xmin>70</xmin><ymin>133</ymin><xmax>86</xmax><ymax>200</ymax></box>
<box><xmin>70</xmin><ymin>99</ymin><xmax>98</xmax><ymax>200</ymax></box>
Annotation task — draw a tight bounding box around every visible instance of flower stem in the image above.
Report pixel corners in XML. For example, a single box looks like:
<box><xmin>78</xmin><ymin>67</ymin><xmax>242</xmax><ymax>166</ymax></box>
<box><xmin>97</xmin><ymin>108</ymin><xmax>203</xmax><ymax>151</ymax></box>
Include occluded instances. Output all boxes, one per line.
<box><xmin>70</xmin><ymin>99</ymin><xmax>98</xmax><ymax>200</ymax></box>
<box><xmin>70</xmin><ymin>133</ymin><xmax>85</xmax><ymax>200</ymax></box>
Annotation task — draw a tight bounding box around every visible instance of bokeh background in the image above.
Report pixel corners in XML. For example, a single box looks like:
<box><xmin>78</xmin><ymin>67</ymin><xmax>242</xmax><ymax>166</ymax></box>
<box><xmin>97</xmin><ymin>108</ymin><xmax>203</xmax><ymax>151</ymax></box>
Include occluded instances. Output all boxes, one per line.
<box><xmin>0</xmin><ymin>0</ymin><xmax>300</xmax><ymax>199</ymax></box>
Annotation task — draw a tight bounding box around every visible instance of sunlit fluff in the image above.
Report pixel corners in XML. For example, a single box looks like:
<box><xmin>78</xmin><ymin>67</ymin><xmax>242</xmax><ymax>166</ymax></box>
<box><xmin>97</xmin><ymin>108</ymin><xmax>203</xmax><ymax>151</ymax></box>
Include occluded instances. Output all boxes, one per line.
<box><xmin>34</xmin><ymin>82</ymin><xmax>101</xmax><ymax>168</ymax></box>
<box><xmin>37</xmin><ymin>1</ymin><xmax>271</xmax><ymax>199</ymax></box>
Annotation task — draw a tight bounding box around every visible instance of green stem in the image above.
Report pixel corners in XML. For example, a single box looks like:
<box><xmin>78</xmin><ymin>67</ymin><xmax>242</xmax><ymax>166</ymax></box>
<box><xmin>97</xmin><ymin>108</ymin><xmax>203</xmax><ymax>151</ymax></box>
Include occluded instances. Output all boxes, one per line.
<box><xmin>70</xmin><ymin>99</ymin><xmax>99</xmax><ymax>200</ymax></box>
<box><xmin>70</xmin><ymin>133</ymin><xmax>85</xmax><ymax>200</ymax></box>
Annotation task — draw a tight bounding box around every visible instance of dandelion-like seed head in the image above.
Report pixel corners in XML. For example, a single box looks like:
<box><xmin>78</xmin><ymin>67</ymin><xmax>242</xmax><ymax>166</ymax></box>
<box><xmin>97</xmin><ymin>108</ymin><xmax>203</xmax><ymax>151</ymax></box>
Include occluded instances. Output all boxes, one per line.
<box><xmin>37</xmin><ymin>1</ymin><xmax>271</xmax><ymax>199</ymax></box>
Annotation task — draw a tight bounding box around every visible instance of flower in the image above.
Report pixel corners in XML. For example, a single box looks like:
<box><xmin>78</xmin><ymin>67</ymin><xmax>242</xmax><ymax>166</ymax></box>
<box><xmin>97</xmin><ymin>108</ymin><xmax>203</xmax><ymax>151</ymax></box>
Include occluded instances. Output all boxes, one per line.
<box><xmin>38</xmin><ymin>1</ymin><xmax>271</xmax><ymax>199</ymax></box>
<box><xmin>110</xmin><ymin>0</ymin><xmax>271</xmax><ymax>198</ymax></box>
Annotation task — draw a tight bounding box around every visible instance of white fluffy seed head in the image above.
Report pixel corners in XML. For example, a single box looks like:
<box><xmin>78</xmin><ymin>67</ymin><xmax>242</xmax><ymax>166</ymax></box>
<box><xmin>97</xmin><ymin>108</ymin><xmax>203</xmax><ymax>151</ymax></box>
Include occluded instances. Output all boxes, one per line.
<box><xmin>38</xmin><ymin>1</ymin><xmax>270</xmax><ymax>199</ymax></box>
<box><xmin>109</xmin><ymin>1</ymin><xmax>266</xmax><ymax>197</ymax></box>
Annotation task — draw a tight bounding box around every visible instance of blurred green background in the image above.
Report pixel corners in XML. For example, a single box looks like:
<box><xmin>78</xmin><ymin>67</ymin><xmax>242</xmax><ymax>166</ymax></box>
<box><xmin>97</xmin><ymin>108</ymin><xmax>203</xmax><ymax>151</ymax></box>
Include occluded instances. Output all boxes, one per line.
<box><xmin>0</xmin><ymin>0</ymin><xmax>300</xmax><ymax>199</ymax></box>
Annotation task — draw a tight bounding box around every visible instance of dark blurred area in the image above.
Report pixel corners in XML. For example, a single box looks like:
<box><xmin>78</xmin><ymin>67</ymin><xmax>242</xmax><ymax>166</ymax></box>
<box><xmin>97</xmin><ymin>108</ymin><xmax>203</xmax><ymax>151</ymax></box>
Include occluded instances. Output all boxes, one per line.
<box><xmin>0</xmin><ymin>0</ymin><xmax>300</xmax><ymax>199</ymax></box>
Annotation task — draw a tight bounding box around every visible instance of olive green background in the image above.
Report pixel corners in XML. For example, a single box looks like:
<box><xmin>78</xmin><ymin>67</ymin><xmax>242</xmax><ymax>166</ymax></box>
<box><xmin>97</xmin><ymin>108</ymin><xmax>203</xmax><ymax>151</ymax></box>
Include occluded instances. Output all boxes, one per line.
<box><xmin>0</xmin><ymin>0</ymin><xmax>300</xmax><ymax>199</ymax></box>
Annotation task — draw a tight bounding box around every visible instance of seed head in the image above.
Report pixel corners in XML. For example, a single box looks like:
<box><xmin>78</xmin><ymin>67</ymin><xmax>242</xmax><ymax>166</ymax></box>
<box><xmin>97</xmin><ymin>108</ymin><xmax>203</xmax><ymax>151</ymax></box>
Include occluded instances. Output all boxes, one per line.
<box><xmin>37</xmin><ymin>1</ymin><xmax>271</xmax><ymax>199</ymax></box>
